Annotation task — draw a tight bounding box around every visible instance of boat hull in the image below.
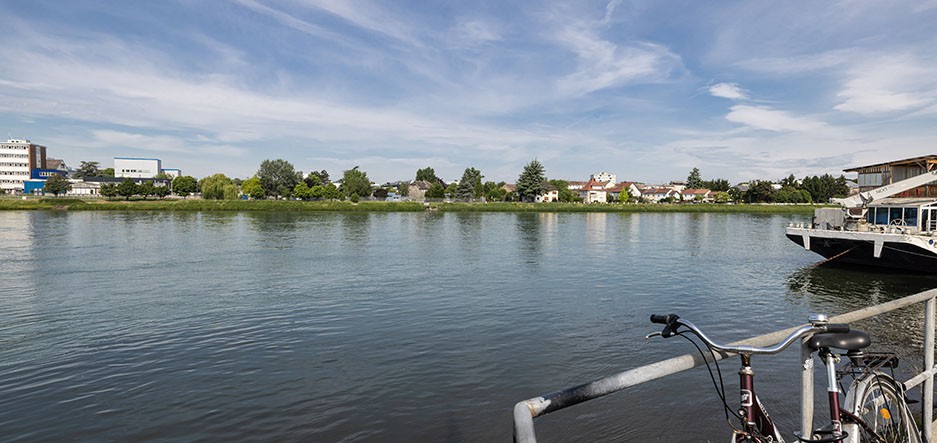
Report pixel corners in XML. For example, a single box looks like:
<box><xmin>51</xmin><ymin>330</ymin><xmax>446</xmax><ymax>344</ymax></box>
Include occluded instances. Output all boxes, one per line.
<box><xmin>785</xmin><ymin>228</ymin><xmax>937</xmax><ymax>273</ymax></box>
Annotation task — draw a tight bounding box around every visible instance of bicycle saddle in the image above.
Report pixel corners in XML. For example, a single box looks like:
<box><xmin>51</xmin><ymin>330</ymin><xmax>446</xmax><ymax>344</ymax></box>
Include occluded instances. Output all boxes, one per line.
<box><xmin>806</xmin><ymin>330</ymin><xmax>871</xmax><ymax>351</ymax></box>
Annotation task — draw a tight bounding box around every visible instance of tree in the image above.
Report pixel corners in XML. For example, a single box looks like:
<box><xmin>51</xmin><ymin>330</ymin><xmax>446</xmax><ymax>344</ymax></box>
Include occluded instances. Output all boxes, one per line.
<box><xmin>257</xmin><ymin>159</ymin><xmax>302</xmax><ymax>198</ymax></box>
<box><xmin>173</xmin><ymin>175</ymin><xmax>198</xmax><ymax>198</ymax></box>
<box><xmin>687</xmin><ymin>167</ymin><xmax>703</xmax><ymax>189</ymax></box>
<box><xmin>309</xmin><ymin>185</ymin><xmax>326</xmax><ymax>199</ymax></box>
<box><xmin>340</xmin><ymin>166</ymin><xmax>372</xmax><ymax>198</ymax></box>
<box><xmin>154</xmin><ymin>185</ymin><xmax>171</xmax><ymax>199</ymax></box>
<box><xmin>293</xmin><ymin>182</ymin><xmax>311</xmax><ymax>200</ymax></box>
<box><xmin>455</xmin><ymin>167</ymin><xmax>483</xmax><ymax>200</ymax></box>
<box><xmin>201</xmin><ymin>173</ymin><xmax>232</xmax><ymax>200</ymax></box>
<box><xmin>117</xmin><ymin>178</ymin><xmax>138</xmax><ymax>200</ymax></box>
<box><xmin>223</xmin><ymin>183</ymin><xmax>239</xmax><ymax>200</ymax></box>
<box><xmin>101</xmin><ymin>168</ymin><xmax>115</xmax><ymax>178</ymax></box>
<box><xmin>516</xmin><ymin>159</ymin><xmax>546</xmax><ymax>202</ymax></box>
<box><xmin>307</xmin><ymin>170</ymin><xmax>330</xmax><ymax>186</ymax></box>
<box><xmin>397</xmin><ymin>183</ymin><xmax>409</xmax><ymax>197</ymax></box>
<box><xmin>43</xmin><ymin>174</ymin><xmax>72</xmax><ymax>196</ymax></box>
<box><xmin>702</xmin><ymin>178</ymin><xmax>730</xmax><ymax>192</ymax></box>
<box><xmin>304</xmin><ymin>173</ymin><xmax>322</xmax><ymax>188</ymax></box>
<box><xmin>744</xmin><ymin>180</ymin><xmax>775</xmax><ymax>203</ymax></box>
<box><xmin>415</xmin><ymin>167</ymin><xmax>442</xmax><ymax>184</ymax></box>
<box><xmin>445</xmin><ymin>182</ymin><xmax>458</xmax><ymax>197</ymax></box>
<box><xmin>775</xmin><ymin>186</ymin><xmax>812</xmax><ymax>203</ymax></box>
<box><xmin>241</xmin><ymin>177</ymin><xmax>264</xmax><ymax>200</ymax></box>
<box><xmin>74</xmin><ymin>161</ymin><xmax>100</xmax><ymax>178</ymax></box>
<box><xmin>713</xmin><ymin>191</ymin><xmax>731</xmax><ymax>203</ymax></box>
<box><xmin>138</xmin><ymin>181</ymin><xmax>156</xmax><ymax>200</ymax></box>
<box><xmin>100</xmin><ymin>183</ymin><xmax>118</xmax><ymax>199</ymax></box>
<box><xmin>425</xmin><ymin>183</ymin><xmax>446</xmax><ymax>199</ymax></box>
<box><xmin>373</xmin><ymin>188</ymin><xmax>389</xmax><ymax>199</ymax></box>
<box><xmin>802</xmin><ymin>174</ymin><xmax>850</xmax><ymax>203</ymax></box>
<box><xmin>322</xmin><ymin>183</ymin><xmax>342</xmax><ymax>200</ymax></box>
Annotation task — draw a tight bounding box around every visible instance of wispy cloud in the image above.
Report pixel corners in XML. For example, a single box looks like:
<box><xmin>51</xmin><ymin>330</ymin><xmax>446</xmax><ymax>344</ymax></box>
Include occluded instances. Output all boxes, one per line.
<box><xmin>725</xmin><ymin>105</ymin><xmax>826</xmax><ymax>132</ymax></box>
<box><xmin>834</xmin><ymin>54</ymin><xmax>937</xmax><ymax>114</ymax></box>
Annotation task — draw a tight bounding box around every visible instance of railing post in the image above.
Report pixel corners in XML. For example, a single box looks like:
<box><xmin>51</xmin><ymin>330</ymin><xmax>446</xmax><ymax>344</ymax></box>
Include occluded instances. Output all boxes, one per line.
<box><xmin>800</xmin><ymin>338</ymin><xmax>814</xmax><ymax>438</ymax></box>
<box><xmin>924</xmin><ymin>296</ymin><xmax>935</xmax><ymax>442</ymax></box>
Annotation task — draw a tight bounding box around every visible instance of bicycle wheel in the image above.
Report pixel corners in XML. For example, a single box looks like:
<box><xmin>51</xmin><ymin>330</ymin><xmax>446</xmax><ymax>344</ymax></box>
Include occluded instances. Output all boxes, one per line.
<box><xmin>843</xmin><ymin>372</ymin><xmax>920</xmax><ymax>443</ymax></box>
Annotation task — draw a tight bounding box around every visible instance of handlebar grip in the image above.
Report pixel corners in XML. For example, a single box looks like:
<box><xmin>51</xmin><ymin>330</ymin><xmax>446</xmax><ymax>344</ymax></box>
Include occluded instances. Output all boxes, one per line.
<box><xmin>650</xmin><ymin>314</ymin><xmax>679</xmax><ymax>324</ymax></box>
<box><xmin>825</xmin><ymin>323</ymin><xmax>850</xmax><ymax>333</ymax></box>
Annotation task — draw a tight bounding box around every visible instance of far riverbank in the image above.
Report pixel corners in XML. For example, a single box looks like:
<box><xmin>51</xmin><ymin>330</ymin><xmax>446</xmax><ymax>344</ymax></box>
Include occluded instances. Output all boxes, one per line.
<box><xmin>0</xmin><ymin>198</ymin><xmax>824</xmax><ymax>213</ymax></box>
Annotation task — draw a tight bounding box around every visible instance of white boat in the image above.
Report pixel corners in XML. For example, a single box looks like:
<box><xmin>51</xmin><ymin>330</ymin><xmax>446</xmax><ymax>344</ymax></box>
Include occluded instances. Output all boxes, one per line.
<box><xmin>786</xmin><ymin>169</ymin><xmax>937</xmax><ymax>272</ymax></box>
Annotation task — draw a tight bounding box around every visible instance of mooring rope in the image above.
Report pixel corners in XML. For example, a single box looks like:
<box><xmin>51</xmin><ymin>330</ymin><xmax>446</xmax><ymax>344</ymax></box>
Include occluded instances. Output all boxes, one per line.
<box><xmin>812</xmin><ymin>245</ymin><xmax>858</xmax><ymax>267</ymax></box>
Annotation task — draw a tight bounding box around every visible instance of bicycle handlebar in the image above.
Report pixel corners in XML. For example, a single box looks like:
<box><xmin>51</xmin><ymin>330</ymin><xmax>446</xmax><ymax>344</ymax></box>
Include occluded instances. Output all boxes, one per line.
<box><xmin>649</xmin><ymin>314</ymin><xmax>849</xmax><ymax>355</ymax></box>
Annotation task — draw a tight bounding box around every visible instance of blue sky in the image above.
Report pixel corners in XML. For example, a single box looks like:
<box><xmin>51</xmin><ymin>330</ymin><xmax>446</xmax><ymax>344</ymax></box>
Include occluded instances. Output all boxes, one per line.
<box><xmin>2</xmin><ymin>1</ymin><xmax>936</xmax><ymax>184</ymax></box>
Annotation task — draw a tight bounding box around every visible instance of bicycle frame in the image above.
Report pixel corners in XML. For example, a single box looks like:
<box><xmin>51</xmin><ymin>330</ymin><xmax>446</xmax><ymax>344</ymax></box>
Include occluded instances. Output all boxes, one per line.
<box><xmin>736</xmin><ymin>353</ymin><xmax>785</xmax><ymax>442</ymax></box>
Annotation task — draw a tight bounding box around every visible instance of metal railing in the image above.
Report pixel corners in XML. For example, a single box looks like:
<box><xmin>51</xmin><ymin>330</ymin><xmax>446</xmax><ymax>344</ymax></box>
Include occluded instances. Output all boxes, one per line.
<box><xmin>514</xmin><ymin>288</ymin><xmax>937</xmax><ymax>442</ymax></box>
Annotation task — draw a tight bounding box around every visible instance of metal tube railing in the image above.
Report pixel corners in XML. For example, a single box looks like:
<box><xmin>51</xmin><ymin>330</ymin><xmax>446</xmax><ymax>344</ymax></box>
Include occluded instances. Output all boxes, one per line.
<box><xmin>514</xmin><ymin>288</ymin><xmax>937</xmax><ymax>443</ymax></box>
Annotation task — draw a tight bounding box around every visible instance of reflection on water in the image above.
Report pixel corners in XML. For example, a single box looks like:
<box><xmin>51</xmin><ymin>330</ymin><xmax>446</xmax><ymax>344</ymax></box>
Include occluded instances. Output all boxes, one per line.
<box><xmin>2</xmin><ymin>210</ymin><xmax>936</xmax><ymax>442</ymax></box>
<box><xmin>786</xmin><ymin>264</ymin><xmax>937</xmax><ymax>377</ymax></box>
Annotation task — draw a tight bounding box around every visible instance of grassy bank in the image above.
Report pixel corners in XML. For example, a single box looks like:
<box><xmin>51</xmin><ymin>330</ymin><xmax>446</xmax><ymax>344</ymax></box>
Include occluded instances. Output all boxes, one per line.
<box><xmin>432</xmin><ymin>202</ymin><xmax>821</xmax><ymax>213</ymax></box>
<box><xmin>0</xmin><ymin>198</ymin><xmax>426</xmax><ymax>212</ymax></box>
<box><xmin>0</xmin><ymin>197</ymin><xmax>823</xmax><ymax>213</ymax></box>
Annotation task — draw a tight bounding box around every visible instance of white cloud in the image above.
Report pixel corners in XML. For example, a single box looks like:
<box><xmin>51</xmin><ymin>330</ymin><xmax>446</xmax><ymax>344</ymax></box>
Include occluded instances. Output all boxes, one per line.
<box><xmin>833</xmin><ymin>56</ymin><xmax>936</xmax><ymax>114</ymax></box>
<box><xmin>556</xmin><ymin>30</ymin><xmax>683</xmax><ymax>96</ymax></box>
<box><xmin>708</xmin><ymin>83</ymin><xmax>748</xmax><ymax>100</ymax></box>
<box><xmin>725</xmin><ymin>105</ymin><xmax>826</xmax><ymax>132</ymax></box>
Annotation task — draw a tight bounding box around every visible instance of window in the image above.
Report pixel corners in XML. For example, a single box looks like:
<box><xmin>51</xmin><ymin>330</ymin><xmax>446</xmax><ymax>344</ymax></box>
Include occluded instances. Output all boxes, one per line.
<box><xmin>859</xmin><ymin>173</ymin><xmax>884</xmax><ymax>187</ymax></box>
<box><xmin>874</xmin><ymin>207</ymin><xmax>889</xmax><ymax>225</ymax></box>
<box><xmin>904</xmin><ymin>207</ymin><xmax>919</xmax><ymax>227</ymax></box>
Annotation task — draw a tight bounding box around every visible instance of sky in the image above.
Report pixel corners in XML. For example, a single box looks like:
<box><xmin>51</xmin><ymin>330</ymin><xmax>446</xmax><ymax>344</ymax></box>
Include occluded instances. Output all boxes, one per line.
<box><xmin>1</xmin><ymin>1</ymin><xmax>936</xmax><ymax>185</ymax></box>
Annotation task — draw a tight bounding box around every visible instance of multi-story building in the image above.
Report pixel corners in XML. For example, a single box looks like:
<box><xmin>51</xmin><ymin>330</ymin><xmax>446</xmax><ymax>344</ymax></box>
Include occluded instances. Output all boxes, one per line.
<box><xmin>0</xmin><ymin>139</ymin><xmax>46</xmax><ymax>194</ymax></box>
<box><xmin>115</xmin><ymin>157</ymin><xmax>162</xmax><ymax>178</ymax></box>
<box><xmin>591</xmin><ymin>172</ymin><xmax>616</xmax><ymax>183</ymax></box>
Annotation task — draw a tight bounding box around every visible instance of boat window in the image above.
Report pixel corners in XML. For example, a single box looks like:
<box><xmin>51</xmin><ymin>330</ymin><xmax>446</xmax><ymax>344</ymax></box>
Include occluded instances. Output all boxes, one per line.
<box><xmin>890</xmin><ymin>208</ymin><xmax>903</xmax><ymax>224</ymax></box>
<box><xmin>875</xmin><ymin>207</ymin><xmax>889</xmax><ymax>225</ymax></box>
<box><xmin>904</xmin><ymin>207</ymin><xmax>919</xmax><ymax>227</ymax></box>
<box><xmin>866</xmin><ymin>209</ymin><xmax>875</xmax><ymax>224</ymax></box>
<box><xmin>924</xmin><ymin>209</ymin><xmax>931</xmax><ymax>231</ymax></box>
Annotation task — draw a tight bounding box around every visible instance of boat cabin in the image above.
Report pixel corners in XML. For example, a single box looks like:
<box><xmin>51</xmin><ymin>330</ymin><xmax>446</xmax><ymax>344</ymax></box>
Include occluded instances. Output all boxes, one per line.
<box><xmin>864</xmin><ymin>198</ymin><xmax>937</xmax><ymax>233</ymax></box>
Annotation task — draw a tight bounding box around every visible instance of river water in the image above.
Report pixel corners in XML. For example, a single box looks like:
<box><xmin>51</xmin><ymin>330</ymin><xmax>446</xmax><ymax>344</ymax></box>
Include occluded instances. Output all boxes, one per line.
<box><xmin>1</xmin><ymin>211</ymin><xmax>935</xmax><ymax>442</ymax></box>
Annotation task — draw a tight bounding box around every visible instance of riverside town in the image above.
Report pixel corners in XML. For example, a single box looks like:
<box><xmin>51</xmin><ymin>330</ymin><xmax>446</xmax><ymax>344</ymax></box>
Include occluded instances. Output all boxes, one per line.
<box><xmin>2</xmin><ymin>136</ymin><xmax>871</xmax><ymax>206</ymax></box>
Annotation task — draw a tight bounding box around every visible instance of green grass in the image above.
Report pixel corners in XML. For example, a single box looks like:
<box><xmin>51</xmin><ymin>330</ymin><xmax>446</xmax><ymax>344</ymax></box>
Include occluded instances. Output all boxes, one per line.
<box><xmin>432</xmin><ymin>202</ymin><xmax>822</xmax><ymax>213</ymax></box>
<box><xmin>0</xmin><ymin>197</ymin><xmax>823</xmax><ymax>213</ymax></box>
<box><xmin>0</xmin><ymin>198</ymin><xmax>425</xmax><ymax>212</ymax></box>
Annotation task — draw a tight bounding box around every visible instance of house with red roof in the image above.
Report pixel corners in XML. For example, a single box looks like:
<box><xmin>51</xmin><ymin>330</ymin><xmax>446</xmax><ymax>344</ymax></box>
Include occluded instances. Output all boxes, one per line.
<box><xmin>681</xmin><ymin>188</ymin><xmax>712</xmax><ymax>202</ymax></box>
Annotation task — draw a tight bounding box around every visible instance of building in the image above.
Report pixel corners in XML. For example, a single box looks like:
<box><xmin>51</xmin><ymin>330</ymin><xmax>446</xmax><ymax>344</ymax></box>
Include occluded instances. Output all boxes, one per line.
<box><xmin>681</xmin><ymin>188</ymin><xmax>712</xmax><ymax>202</ymax></box>
<box><xmin>844</xmin><ymin>155</ymin><xmax>937</xmax><ymax>197</ymax></box>
<box><xmin>1</xmin><ymin>139</ymin><xmax>47</xmax><ymax>194</ymax></box>
<box><xmin>591</xmin><ymin>172</ymin><xmax>616</xmax><ymax>183</ymax></box>
<box><xmin>115</xmin><ymin>157</ymin><xmax>162</xmax><ymax>178</ymax></box>
<box><xmin>535</xmin><ymin>181</ymin><xmax>559</xmax><ymax>202</ymax></box>
<box><xmin>161</xmin><ymin>168</ymin><xmax>182</xmax><ymax>178</ymax></box>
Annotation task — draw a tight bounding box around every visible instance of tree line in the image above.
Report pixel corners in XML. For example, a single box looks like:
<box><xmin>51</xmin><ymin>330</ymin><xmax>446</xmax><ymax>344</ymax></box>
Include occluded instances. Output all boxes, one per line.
<box><xmin>61</xmin><ymin>159</ymin><xmax>852</xmax><ymax>204</ymax></box>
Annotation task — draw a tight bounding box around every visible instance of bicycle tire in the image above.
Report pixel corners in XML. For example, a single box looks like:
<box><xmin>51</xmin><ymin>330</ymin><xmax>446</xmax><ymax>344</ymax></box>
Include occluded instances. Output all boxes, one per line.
<box><xmin>842</xmin><ymin>372</ymin><xmax>921</xmax><ymax>443</ymax></box>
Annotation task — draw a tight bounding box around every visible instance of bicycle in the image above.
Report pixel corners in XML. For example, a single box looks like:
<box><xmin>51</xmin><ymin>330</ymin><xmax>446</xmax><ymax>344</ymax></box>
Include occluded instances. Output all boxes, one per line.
<box><xmin>647</xmin><ymin>313</ymin><xmax>921</xmax><ymax>442</ymax></box>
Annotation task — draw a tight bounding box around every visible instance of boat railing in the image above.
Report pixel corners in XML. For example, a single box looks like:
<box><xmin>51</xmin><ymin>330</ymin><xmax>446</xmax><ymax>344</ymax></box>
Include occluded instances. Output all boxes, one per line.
<box><xmin>513</xmin><ymin>288</ymin><xmax>937</xmax><ymax>442</ymax></box>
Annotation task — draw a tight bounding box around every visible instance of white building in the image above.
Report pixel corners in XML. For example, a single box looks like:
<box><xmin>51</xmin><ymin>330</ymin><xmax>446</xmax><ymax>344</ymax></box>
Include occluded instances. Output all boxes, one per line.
<box><xmin>115</xmin><ymin>157</ymin><xmax>162</xmax><ymax>178</ymax></box>
<box><xmin>591</xmin><ymin>172</ymin><xmax>616</xmax><ymax>183</ymax></box>
<box><xmin>161</xmin><ymin>168</ymin><xmax>182</xmax><ymax>178</ymax></box>
<box><xmin>1</xmin><ymin>139</ymin><xmax>46</xmax><ymax>194</ymax></box>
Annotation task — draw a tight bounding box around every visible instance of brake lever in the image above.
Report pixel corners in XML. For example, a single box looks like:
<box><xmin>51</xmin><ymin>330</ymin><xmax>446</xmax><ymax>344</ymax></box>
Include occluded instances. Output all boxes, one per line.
<box><xmin>645</xmin><ymin>332</ymin><xmax>662</xmax><ymax>339</ymax></box>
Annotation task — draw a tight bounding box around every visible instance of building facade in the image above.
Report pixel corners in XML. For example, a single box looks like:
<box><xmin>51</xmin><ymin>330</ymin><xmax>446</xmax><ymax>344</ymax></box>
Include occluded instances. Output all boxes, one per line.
<box><xmin>1</xmin><ymin>139</ymin><xmax>46</xmax><ymax>194</ymax></box>
<box><xmin>844</xmin><ymin>155</ymin><xmax>937</xmax><ymax>197</ymax></box>
<box><xmin>115</xmin><ymin>157</ymin><xmax>162</xmax><ymax>178</ymax></box>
